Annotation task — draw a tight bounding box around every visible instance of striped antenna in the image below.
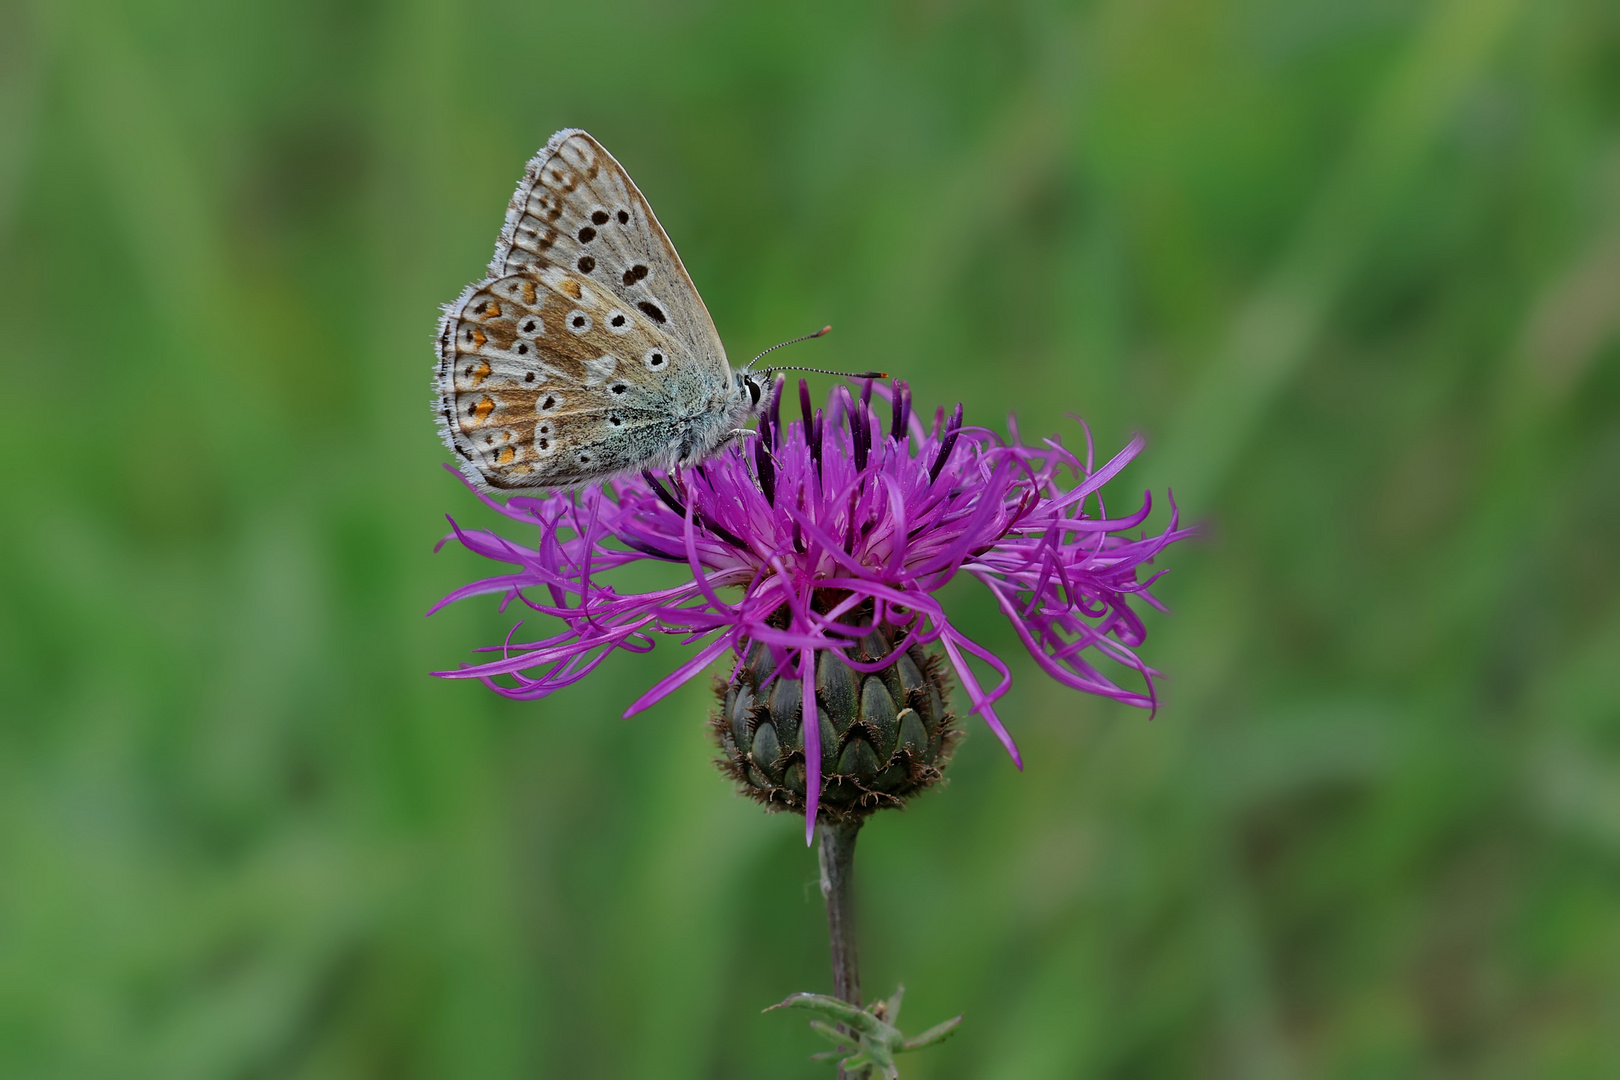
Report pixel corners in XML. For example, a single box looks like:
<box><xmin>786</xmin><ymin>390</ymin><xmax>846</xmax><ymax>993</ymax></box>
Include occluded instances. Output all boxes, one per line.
<box><xmin>744</xmin><ymin>325</ymin><xmax>887</xmax><ymax>380</ymax></box>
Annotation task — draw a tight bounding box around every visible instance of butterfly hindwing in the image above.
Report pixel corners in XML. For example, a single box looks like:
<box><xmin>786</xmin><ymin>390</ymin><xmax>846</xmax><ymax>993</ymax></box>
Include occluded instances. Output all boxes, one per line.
<box><xmin>436</xmin><ymin>267</ymin><xmax>694</xmax><ymax>488</ymax></box>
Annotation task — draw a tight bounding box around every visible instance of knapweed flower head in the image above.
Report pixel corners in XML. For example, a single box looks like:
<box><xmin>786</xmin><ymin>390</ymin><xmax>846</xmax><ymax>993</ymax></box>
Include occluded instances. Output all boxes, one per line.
<box><xmin>432</xmin><ymin>379</ymin><xmax>1193</xmax><ymax>840</ymax></box>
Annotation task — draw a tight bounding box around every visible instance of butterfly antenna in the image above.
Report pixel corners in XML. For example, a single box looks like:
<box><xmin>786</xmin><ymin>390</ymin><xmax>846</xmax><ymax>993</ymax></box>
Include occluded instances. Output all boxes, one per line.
<box><xmin>764</xmin><ymin>364</ymin><xmax>889</xmax><ymax>379</ymax></box>
<box><xmin>746</xmin><ymin>325</ymin><xmax>832</xmax><ymax>372</ymax></box>
<box><xmin>746</xmin><ymin>325</ymin><xmax>888</xmax><ymax>380</ymax></box>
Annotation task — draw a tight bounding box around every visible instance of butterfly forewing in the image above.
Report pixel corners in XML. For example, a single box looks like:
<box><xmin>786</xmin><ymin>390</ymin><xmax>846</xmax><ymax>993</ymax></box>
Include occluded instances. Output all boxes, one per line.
<box><xmin>435</xmin><ymin>129</ymin><xmax>732</xmax><ymax>490</ymax></box>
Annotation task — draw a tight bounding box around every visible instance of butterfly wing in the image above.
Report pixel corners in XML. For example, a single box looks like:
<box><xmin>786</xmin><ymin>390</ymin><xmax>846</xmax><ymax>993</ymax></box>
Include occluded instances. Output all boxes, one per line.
<box><xmin>493</xmin><ymin>130</ymin><xmax>727</xmax><ymax>373</ymax></box>
<box><xmin>435</xmin><ymin>130</ymin><xmax>733</xmax><ymax>490</ymax></box>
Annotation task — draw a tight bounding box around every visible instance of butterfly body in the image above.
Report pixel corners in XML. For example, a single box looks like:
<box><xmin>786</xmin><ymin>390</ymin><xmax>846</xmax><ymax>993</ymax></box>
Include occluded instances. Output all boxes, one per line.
<box><xmin>435</xmin><ymin>129</ymin><xmax>762</xmax><ymax>491</ymax></box>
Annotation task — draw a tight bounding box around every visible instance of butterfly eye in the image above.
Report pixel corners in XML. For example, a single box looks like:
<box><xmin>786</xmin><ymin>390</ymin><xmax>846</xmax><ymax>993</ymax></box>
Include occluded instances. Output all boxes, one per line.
<box><xmin>746</xmin><ymin>378</ymin><xmax>762</xmax><ymax>406</ymax></box>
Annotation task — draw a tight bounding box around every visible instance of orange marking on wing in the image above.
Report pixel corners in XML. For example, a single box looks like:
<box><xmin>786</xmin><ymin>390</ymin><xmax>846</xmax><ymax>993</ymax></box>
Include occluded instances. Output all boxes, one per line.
<box><xmin>560</xmin><ymin>278</ymin><xmax>582</xmax><ymax>300</ymax></box>
<box><xmin>497</xmin><ymin>446</ymin><xmax>516</xmax><ymax>465</ymax></box>
<box><xmin>484</xmin><ymin>301</ymin><xmax>501</xmax><ymax>317</ymax></box>
<box><xmin>469</xmin><ymin>360</ymin><xmax>491</xmax><ymax>385</ymax></box>
<box><xmin>522</xmin><ymin>280</ymin><xmax>537</xmax><ymax>305</ymax></box>
<box><xmin>472</xmin><ymin>397</ymin><xmax>494</xmax><ymax>421</ymax></box>
<box><xmin>472</xmin><ymin>328</ymin><xmax>488</xmax><ymax>348</ymax></box>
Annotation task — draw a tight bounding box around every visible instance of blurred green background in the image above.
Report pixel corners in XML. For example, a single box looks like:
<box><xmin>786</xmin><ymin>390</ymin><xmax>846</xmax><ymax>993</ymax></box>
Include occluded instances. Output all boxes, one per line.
<box><xmin>4</xmin><ymin>0</ymin><xmax>1619</xmax><ymax>1075</ymax></box>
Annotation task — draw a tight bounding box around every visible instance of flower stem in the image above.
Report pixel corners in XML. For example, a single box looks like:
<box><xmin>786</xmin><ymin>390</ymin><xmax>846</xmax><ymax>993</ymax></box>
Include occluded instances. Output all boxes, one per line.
<box><xmin>817</xmin><ymin>817</ymin><xmax>867</xmax><ymax>1080</ymax></box>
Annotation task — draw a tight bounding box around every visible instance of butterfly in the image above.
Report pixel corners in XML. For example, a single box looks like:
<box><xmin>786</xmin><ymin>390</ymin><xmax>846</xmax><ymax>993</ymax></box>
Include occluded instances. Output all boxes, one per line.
<box><xmin>435</xmin><ymin>129</ymin><xmax>860</xmax><ymax>493</ymax></box>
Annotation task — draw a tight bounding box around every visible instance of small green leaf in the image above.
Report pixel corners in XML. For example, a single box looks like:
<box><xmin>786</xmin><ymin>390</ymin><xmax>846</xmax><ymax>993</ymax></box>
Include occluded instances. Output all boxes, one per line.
<box><xmin>901</xmin><ymin>1014</ymin><xmax>963</xmax><ymax>1051</ymax></box>
<box><xmin>881</xmin><ymin>984</ymin><xmax>906</xmax><ymax>1025</ymax></box>
<box><xmin>806</xmin><ymin>1020</ymin><xmax>851</xmax><ymax>1048</ymax></box>
<box><xmin>769</xmin><ymin>986</ymin><xmax>962</xmax><ymax>1076</ymax></box>
<box><xmin>766</xmin><ymin>992</ymin><xmax>895</xmax><ymax>1040</ymax></box>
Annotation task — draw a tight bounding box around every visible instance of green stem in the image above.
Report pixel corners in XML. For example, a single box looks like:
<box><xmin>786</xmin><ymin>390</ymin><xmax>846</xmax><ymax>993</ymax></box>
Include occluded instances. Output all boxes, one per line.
<box><xmin>817</xmin><ymin>817</ymin><xmax>866</xmax><ymax>1080</ymax></box>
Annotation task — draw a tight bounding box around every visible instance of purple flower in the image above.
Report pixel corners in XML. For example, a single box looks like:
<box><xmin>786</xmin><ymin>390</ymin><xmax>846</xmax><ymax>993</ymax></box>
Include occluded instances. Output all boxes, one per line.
<box><xmin>431</xmin><ymin>379</ymin><xmax>1193</xmax><ymax>840</ymax></box>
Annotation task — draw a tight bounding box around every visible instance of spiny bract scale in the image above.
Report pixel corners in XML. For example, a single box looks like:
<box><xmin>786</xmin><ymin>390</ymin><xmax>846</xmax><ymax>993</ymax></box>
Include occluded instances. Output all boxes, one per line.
<box><xmin>712</xmin><ymin>624</ymin><xmax>959</xmax><ymax>820</ymax></box>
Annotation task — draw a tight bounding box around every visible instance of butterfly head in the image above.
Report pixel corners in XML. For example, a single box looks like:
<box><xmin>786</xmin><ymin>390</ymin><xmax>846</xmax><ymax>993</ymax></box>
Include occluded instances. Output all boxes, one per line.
<box><xmin>739</xmin><ymin>370</ymin><xmax>764</xmax><ymax>409</ymax></box>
